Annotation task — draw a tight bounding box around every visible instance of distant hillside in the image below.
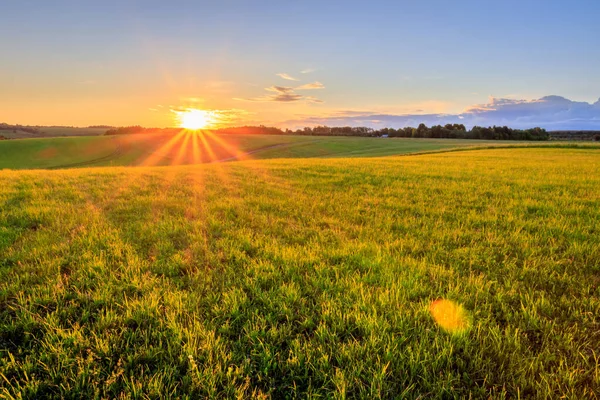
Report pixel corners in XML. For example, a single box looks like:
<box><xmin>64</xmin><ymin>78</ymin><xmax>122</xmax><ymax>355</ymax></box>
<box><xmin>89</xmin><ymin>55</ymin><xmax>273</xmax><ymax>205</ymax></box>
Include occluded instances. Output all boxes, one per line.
<box><xmin>0</xmin><ymin>123</ymin><xmax>40</xmax><ymax>138</ymax></box>
<box><xmin>0</xmin><ymin>123</ymin><xmax>107</xmax><ymax>138</ymax></box>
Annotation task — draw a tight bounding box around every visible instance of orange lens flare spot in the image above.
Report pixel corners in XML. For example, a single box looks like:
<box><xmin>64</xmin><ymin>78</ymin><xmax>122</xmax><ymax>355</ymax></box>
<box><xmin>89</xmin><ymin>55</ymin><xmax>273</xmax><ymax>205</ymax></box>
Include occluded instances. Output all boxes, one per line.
<box><xmin>429</xmin><ymin>299</ymin><xmax>470</xmax><ymax>334</ymax></box>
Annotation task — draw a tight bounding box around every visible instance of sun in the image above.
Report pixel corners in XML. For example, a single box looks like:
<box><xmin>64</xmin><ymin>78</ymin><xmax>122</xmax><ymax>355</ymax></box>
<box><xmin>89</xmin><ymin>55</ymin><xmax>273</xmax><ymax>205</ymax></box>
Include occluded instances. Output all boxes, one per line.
<box><xmin>178</xmin><ymin>109</ymin><xmax>211</xmax><ymax>130</ymax></box>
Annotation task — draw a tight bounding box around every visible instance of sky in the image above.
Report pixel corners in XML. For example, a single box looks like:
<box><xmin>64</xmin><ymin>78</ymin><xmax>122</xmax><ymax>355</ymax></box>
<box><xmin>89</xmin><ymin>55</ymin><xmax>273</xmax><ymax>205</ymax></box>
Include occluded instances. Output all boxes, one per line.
<box><xmin>1</xmin><ymin>0</ymin><xmax>599</xmax><ymax>130</ymax></box>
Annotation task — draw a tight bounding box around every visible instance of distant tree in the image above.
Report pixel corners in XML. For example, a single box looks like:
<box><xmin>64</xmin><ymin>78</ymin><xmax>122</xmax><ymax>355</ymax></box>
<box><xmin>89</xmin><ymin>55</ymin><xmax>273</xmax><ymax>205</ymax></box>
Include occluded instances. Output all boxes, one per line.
<box><xmin>412</xmin><ymin>123</ymin><xmax>427</xmax><ymax>138</ymax></box>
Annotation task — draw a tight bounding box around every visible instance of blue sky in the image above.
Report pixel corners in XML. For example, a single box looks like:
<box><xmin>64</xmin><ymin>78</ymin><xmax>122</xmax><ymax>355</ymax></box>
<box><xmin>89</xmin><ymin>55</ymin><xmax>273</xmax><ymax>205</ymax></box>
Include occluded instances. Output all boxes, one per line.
<box><xmin>1</xmin><ymin>0</ymin><xmax>599</xmax><ymax>128</ymax></box>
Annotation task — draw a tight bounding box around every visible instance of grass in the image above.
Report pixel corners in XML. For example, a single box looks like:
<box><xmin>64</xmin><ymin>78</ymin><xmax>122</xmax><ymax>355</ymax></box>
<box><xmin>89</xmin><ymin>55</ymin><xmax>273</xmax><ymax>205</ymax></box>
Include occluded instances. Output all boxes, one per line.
<box><xmin>253</xmin><ymin>137</ymin><xmax>504</xmax><ymax>159</ymax></box>
<box><xmin>1</xmin><ymin>147</ymin><xmax>599</xmax><ymax>398</ymax></box>
<box><xmin>0</xmin><ymin>136</ymin><xmax>121</xmax><ymax>170</ymax></box>
<box><xmin>0</xmin><ymin>134</ymin><xmax>308</xmax><ymax>170</ymax></box>
<box><xmin>0</xmin><ymin>133</ymin><xmax>510</xmax><ymax>170</ymax></box>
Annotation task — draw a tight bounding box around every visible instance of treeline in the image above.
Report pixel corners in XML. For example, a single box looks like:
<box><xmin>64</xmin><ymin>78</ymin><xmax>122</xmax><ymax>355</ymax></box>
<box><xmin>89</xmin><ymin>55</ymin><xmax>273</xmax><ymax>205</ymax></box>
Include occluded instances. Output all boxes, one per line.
<box><xmin>213</xmin><ymin>126</ymin><xmax>287</xmax><ymax>135</ymax></box>
<box><xmin>104</xmin><ymin>125</ymin><xmax>286</xmax><ymax>136</ymax></box>
<box><xmin>289</xmin><ymin>124</ymin><xmax>549</xmax><ymax>140</ymax></box>
<box><xmin>105</xmin><ymin>126</ymin><xmax>182</xmax><ymax>135</ymax></box>
<box><xmin>0</xmin><ymin>123</ymin><xmax>39</xmax><ymax>134</ymax></box>
<box><xmin>103</xmin><ymin>123</ymin><xmax>550</xmax><ymax>141</ymax></box>
<box><xmin>385</xmin><ymin>124</ymin><xmax>548</xmax><ymax>140</ymax></box>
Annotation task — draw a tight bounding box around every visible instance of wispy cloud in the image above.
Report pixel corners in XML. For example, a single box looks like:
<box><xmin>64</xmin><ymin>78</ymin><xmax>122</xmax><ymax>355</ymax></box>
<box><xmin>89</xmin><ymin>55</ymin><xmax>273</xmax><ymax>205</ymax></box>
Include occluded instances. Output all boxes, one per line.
<box><xmin>235</xmin><ymin>84</ymin><xmax>324</xmax><ymax>103</ymax></box>
<box><xmin>300</xmin><ymin>68</ymin><xmax>316</xmax><ymax>74</ymax></box>
<box><xmin>267</xmin><ymin>86</ymin><xmax>294</xmax><ymax>94</ymax></box>
<box><xmin>235</xmin><ymin>86</ymin><xmax>303</xmax><ymax>102</ymax></box>
<box><xmin>236</xmin><ymin>72</ymin><xmax>326</xmax><ymax>103</ymax></box>
<box><xmin>305</xmin><ymin>96</ymin><xmax>324</xmax><ymax>104</ymax></box>
<box><xmin>276</xmin><ymin>73</ymin><xmax>299</xmax><ymax>81</ymax></box>
<box><xmin>264</xmin><ymin>86</ymin><xmax>304</xmax><ymax>102</ymax></box>
<box><xmin>296</xmin><ymin>81</ymin><xmax>325</xmax><ymax>90</ymax></box>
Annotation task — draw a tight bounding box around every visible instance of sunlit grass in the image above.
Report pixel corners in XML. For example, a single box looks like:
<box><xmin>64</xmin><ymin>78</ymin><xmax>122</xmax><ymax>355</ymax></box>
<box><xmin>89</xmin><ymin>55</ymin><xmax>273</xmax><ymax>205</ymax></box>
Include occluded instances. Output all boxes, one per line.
<box><xmin>1</xmin><ymin>148</ymin><xmax>599</xmax><ymax>398</ymax></box>
<box><xmin>1</xmin><ymin>134</ymin><xmax>563</xmax><ymax>170</ymax></box>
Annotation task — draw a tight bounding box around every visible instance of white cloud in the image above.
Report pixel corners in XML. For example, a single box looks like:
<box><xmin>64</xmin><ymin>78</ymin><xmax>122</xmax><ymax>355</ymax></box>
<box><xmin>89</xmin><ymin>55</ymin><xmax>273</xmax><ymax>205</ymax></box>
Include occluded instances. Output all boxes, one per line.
<box><xmin>305</xmin><ymin>96</ymin><xmax>324</xmax><ymax>104</ymax></box>
<box><xmin>296</xmin><ymin>82</ymin><xmax>325</xmax><ymax>90</ymax></box>
<box><xmin>276</xmin><ymin>73</ymin><xmax>299</xmax><ymax>81</ymax></box>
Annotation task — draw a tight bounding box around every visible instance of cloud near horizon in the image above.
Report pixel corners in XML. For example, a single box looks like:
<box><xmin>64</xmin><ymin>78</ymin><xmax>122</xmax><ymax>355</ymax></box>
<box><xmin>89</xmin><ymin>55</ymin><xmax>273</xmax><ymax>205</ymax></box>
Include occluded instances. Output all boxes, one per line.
<box><xmin>282</xmin><ymin>95</ymin><xmax>600</xmax><ymax>130</ymax></box>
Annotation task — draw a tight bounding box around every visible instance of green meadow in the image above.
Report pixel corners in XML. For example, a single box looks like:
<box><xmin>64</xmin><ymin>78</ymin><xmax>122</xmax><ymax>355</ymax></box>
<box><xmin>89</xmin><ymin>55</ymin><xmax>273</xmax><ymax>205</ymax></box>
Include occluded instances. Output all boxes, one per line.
<box><xmin>1</xmin><ymin>146</ymin><xmax>599</xmax><ymax>398</ymax></box>
<box><xmin>0</xmin><ymin>133</ymin><xmax>507</xmax><ymax>170</ymax></box>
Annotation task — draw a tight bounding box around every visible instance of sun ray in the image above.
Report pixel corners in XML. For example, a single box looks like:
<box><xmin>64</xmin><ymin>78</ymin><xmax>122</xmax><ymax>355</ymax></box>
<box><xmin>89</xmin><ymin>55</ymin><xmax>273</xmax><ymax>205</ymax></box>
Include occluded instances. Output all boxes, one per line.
<box><xmin>191</xmin><ymin>131</ymin><xmax>202</xmax><ymax>164</ymax></box>
<box><xmin>140</xmin><ymin>129</ymin><xmax>187</xmax><ymax>166</ymax></box>
<box><xmin>172</xmin><ymin>131</ymin><xmax>193</xmax><ymax>166</ymax></box>
<box><xmin>197</xmin><ymin>130</ymin><xmax>219</xmax><ymax>163</ymax></box>
<box><xmin>196</xmin><ymin>130</ymin><xmax>295</xmax><ymax>199</ymax></box>
<box><xmin>201</xmin><ymin>130</ymin><xmax>248</xmax><ymax>162</ymax></box>
<box><xmin>196</xmin><ymin>130</ymin><xmax>234</xmax><ymax>187</ymax></box>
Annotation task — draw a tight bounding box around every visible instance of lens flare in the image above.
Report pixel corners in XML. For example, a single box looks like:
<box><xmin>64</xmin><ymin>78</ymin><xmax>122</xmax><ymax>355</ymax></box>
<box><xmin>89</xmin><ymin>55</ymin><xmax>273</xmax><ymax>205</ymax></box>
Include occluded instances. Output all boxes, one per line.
<box><xmin>429</xmin><ymin>299</ymin><xmax>470</xmax><ymax>334</ymax></box>
<box><xmin>177</xmin><ymin>109</ymin><xmax>212</xmax><ymax>130</ymax></box>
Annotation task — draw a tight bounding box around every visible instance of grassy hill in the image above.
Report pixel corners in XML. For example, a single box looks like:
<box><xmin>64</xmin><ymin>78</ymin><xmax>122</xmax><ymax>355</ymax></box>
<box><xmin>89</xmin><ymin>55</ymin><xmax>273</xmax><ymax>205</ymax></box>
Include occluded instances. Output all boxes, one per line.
<box><xmin>0</xmin><ymin>132</ymin><xmax>529</xmax><ymax>170</ymax></box>
<box><xmin>1</xmin><ymin>148</ymin><xmax>599</xmax><ymax>398</ymax></box>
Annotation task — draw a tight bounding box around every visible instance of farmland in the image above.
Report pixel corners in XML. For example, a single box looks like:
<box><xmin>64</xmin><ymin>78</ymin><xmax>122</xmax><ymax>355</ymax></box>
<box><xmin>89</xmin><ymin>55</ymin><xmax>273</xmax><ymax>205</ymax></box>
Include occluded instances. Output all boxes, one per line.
<box><xmin>1</xmin><ymin>147</ymin><xmax>599</xmax><ymax>398</ymax></box>
<box><xmin>0</xmin><ymin>133</ymin><xmax>508</xmax><ymax>170</ymax></box>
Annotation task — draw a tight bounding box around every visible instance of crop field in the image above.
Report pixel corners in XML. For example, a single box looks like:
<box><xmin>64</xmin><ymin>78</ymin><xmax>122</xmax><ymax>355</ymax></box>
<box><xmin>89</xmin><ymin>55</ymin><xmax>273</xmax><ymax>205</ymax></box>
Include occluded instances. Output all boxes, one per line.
<box><xmin>1</xmin><ymin>147</ymin><xmax>599</xmax><ymax>398</ymax></box>
<box><xmin>0</xmin><ymin>133</ymin><xmax>507</xmax><ymax>170</ymax></box>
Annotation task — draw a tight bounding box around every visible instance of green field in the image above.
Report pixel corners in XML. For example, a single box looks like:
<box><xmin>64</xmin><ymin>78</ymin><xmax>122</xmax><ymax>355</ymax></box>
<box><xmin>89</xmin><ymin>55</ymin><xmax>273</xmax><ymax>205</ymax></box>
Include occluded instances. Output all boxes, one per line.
<box><xmin>0</xmin><ymin>133</ymin><xmax>512</xmax><ymax>170</ymax></box>
<box><xmin>1</xmin><ymin>147</ymin><xmax>599</xmax><ymax>398</ymax></box>
<box><xmin>0</xmin><ymin>127</ymin><xmax>108</xmax><ymax>140</ymax></box>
